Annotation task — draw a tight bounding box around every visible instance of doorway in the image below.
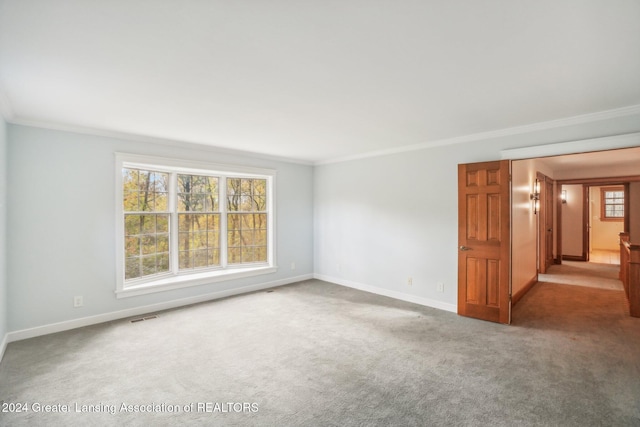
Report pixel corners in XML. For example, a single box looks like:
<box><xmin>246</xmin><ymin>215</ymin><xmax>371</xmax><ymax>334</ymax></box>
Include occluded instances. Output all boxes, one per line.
<box><xmin>459</xmin><ymin>140</ymin><xmax>640</xmax><ymax>324</ymax></box>
<box><xmin>587</xmin><ymin>185</ymin><xmax>624</xmax><ymax>265</ymax></box>
<box><xmin>558</xmin><ymin>181</ymin><xmax>631</xmax><ymax>264</ymax></box>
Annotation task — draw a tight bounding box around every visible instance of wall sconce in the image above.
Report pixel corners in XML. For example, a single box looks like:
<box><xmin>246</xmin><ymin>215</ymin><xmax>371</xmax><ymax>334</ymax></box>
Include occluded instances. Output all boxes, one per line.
<box><xmin>530</xmin><ymin>179</ymin><xmax>540</xmax><ymax>214</ymax></box>
<box><xmin>561</xmin><ymin>190</ymin><xmax>567</xmax><ymax>204</ymax></box>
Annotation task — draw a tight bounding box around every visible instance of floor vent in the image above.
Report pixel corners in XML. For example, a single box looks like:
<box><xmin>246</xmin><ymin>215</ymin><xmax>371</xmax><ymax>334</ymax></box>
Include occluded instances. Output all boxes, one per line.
<box><xmin>130</xmin><ymin>315</ymin><xmax>158</xmax><ymax>323</ymax></box>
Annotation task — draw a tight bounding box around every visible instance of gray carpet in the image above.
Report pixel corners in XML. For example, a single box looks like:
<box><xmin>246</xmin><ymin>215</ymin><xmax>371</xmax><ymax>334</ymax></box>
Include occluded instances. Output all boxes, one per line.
<box><xmin>1</xmin><ymin>278</ymin><xmax>639</xmax><ymax>426</ymax></box>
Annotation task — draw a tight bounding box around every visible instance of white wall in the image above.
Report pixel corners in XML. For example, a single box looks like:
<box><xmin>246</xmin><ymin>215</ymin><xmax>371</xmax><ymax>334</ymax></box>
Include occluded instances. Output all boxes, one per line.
<box><xmin>589</xmin><ymin>186</ymin><xmax>624</xmax><ymax>251</ymax></box>
<box><xmin>0</xmin><ymin>117</ymin><xmax>7</xmax><ymax>354</ymax></box>
<box><xmin>314</xmin><ymin>113</ymin><xmax>640</xmax><ymax>309</ymax></box>
<box><xmin>6</xmin><ymin>125</ymin><xmax>314</xmax><ymax>332</ymax></box>
<box><xmin>314</xmin><ymin>144</ymin><xmax>463</xmax><ymax>309</ymax></box>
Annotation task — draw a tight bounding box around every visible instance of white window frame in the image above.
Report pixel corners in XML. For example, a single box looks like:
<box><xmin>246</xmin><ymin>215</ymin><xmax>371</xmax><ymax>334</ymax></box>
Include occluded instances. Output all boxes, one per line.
<box><xmin>115</xmin><ymin>153</ymin><xmax>277</xmax><ymax>298</ymax></box>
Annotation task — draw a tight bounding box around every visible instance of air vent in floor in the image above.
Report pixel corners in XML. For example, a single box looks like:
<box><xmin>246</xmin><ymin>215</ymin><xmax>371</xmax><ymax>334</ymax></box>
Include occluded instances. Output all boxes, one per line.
<box><xmin>130</xmin><ymin>315</ymin><xmax>158</xmax><ymax>323</ymax></box>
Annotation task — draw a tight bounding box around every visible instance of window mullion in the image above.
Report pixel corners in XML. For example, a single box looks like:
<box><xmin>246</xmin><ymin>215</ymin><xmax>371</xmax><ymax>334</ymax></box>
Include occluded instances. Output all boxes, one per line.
<box><xmin>220</xmin><ymin>176</ymin><xmax>228</xmax><ymax>268</ymax></box>
<box><xmin>170</xmin><ymin>172</ymin><xmax>179</xmax><ymax>275</ymax></box>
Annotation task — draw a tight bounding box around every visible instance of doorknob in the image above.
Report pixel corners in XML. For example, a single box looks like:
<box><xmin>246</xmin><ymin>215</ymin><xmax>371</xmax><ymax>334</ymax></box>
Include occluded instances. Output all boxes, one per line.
<box><xmin>459</xmin><ymin>246</ymin><xmax>471</xmax><ymax>251</ymax></box>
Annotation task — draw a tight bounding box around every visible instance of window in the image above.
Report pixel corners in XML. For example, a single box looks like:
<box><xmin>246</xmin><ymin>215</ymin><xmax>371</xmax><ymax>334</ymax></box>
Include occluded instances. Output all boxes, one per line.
<box><xmin>177</xmin><ymin>174</ymin><xmax>220</xmax><ymax>270</ymax></box>
<box><xmin>116</xmin><ymin>154</ymin><xmax>276</xmax><ymax>297</ymax></box>
<box><xmin>123</xmin><ymin>169</ymin><xmax>170</xmax><ymax>279</ymax></box>
<box><xmin>600</xmin><ymin>187</ymin><xmax>624</xmax><ymax>221</ymax></box>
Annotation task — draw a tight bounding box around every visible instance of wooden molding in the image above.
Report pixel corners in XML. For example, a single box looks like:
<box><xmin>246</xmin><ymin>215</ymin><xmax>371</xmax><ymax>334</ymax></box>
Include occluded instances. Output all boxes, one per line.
<box><xmin>512</xmin><ymin>275</ymin><xmax>538</xmax><ymax>307</ymax></box>
<box><xmin>562</xmin><ymin>254</ymin><xmax>587</xmax><ymax>262</ymax></box>
<box><xmin>583</xmin><ymin>185</ymin><xmax>590</xmax><ymax>262</ymax></box>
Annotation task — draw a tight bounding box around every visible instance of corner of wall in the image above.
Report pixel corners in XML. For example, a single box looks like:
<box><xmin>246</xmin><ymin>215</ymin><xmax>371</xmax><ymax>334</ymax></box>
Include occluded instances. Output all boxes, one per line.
<box><xmin>0</xmin><ymin>116</ymin><xmax>8</xmax><ymax>361</ymax></box>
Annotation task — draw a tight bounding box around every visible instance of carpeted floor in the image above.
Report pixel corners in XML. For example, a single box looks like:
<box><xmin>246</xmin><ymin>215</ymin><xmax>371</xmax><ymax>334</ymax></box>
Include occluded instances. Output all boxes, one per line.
<box><xmin>1</xmin><ymin>272</ymin><xmax>639</xmax><ymax>426</ymax></box>
<box><xmin>538</xmin><ymin>260</ymin><xmax>624</xmax><ymax>291</ymax></box>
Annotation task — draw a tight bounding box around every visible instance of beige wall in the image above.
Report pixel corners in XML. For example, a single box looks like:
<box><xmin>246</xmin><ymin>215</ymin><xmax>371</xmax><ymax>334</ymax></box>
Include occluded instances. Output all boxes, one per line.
<box><xmin>561</xmin><ymin>184</ymin><xmax>584</xmax><ymax>257</ymax></box>
<box><xmin>511</xmin><ymin>159</ymin><xmax>555</xmax><ymax>296</ymax></box>
<box><xmin>589</xmin><ymin>186</ymin><xmax>624</xmax><ymax>251</ymax></box>
<box><xmin>511</xmin><ymin>159</ymin><xmax>538</xmax><ymax>296</ymax></box>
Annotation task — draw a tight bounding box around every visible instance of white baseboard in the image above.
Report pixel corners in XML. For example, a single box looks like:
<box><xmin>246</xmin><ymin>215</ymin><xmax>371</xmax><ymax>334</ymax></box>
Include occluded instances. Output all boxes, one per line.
<box><xmin>314</xmin><ymin>273</ymin><xmax>457</xmax><ymax>313</ymax></box>
<box><xmin>0</xmin><ymin>332</ymin><xmax>7</xmax><ymax>362</ymax></box>
<box><xmin>6</xmin><ymin>274</ymin><xmax>313</xmax><ymax>344</ymax></box>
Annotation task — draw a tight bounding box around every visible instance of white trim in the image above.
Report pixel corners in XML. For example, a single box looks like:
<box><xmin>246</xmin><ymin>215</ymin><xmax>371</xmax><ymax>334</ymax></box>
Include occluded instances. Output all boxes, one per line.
<box><xmin>116</xmin><ymin>266</ymin><xmax>278</xmax><ymax>298</ymax></box>
<box><xmin>8</xmin><ymin>118</ymin><xmax>313</xmax><ymax>166</ymax></box>
<box><xmin>0</xmin><ymin>332</ymin><xmax>8</xmax><ymax>362</ymax></box>
<box><xmin>314</xmin><ymin>273</ymin><xmax>457</xmax><ymax>313</ymax></box>
<box><xmin>317</xmin><ymin>104</ymin><xmax>640</xmax><ymax>165</ymax></box>
<box><xmin>6</xmin><ymin>274</ymin><xmax>313</xmax><ymax>343</ymax></box>
<box><xmin>117</xmin><ymin>152</ymin><xmax>277</xmax><ymax>177</ymax></box>
<box><xmin>115</xmin><ymin>153</ymin><xmax>276</xmax><ymax>296</ymax></box>
<box><xmin>7</xmin><ymin>102</ymin><xmax>639</xmax><ymax>167</ymax></box>
<box><xmin>500</xmin><ymin>132</ymin><xmax>640</xmax><ymax>160</ymax></box>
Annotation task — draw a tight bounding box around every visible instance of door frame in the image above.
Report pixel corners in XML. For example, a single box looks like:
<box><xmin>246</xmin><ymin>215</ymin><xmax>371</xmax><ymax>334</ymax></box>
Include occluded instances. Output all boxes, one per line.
<box><xmin>536</xmin><ymin>172</ymin><xmax>554</xmax><ymax>273</ymax></box>
<box><xmin>555</xmin><ymin>176</ymin><xmax>639</xmax><ymax>262</ymax></box>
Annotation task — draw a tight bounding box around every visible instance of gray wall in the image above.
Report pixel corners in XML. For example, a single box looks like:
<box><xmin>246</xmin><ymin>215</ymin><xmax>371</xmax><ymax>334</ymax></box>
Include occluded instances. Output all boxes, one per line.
<box><xmin>6</xmin><ymin>125</ymin><xmax>314</xmax><ymax>331</ymax></box>
<box><xmin>0</xmin><ymin>117</ymin><xmax>6</xmax><ymax>346</ymax></box>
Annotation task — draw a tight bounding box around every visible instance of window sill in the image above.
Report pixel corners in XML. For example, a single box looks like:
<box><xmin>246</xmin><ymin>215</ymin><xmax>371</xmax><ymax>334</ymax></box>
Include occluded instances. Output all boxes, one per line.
<box><xmin>115</xmin><ymin>265</ymin><xmax>278</xmax><ymax>298</ymax></box>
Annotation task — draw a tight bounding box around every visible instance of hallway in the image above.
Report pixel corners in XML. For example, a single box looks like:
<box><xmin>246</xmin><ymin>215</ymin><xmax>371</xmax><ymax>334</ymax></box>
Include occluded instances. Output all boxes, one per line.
<box><xmin>515</xmin><ymin>258</ymin><xmax>630</xmax><ymax>324</ymax></box>
<box><xmin>538</xmin><ymin>260</ymin><xmax>623</xmax><ymax>291</ymax></box>
<box><xmin>515</xmin><ymin>262</ymin><xmax>631</xmax><ymax>326</ymax></box>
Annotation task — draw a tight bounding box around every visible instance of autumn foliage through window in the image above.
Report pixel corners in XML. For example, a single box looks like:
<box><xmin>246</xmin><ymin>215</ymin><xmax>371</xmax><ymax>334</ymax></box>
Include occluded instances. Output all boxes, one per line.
<box><xmin>121</xmin><ymin>165</ymin><xmax>270</xmax><ymax>285</ymax></box>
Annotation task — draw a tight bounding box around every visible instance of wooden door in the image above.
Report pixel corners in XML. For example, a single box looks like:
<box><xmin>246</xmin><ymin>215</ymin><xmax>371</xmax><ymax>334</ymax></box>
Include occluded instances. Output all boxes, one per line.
<box><xmin>583</xmin><ymin>185</ymin><xmax>590</xmax><ymax>261</ymax></box>
<box><xmin>544</xmin><ymin>178</ymin><xmax>555</xmax><ymax>270</ymax></box>
<box><xmin>458</xmin><ymin>160</ymin><xmax>511</xmax><ymax>324</ymax></box>
<box><xmin>538</xmin><ymin>173</ymin><xmax>555</xmax><ymax>273</ymax></box>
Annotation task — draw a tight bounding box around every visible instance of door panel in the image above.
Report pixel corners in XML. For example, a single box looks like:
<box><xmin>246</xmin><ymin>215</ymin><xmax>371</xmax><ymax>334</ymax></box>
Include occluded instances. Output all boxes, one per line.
<box><xmin>538</xmin><ymin>173</ymin><xmax>555</xmax><ymax>273</ymax></box>
<box><xmin>458</xmin><ymin>160</ymin><xmax>511</xmax><ymax>324</ymax></box>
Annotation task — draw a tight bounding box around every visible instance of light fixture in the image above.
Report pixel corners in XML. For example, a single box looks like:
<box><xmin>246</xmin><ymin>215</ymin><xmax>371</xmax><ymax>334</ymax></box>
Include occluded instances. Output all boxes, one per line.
<box><xmin>561</xmin><ymin>190</ymin><xmax>567</xmax><ymax>204</ymax></box>
<box><xmin>530</xmin><ymin>179</ymin><xmax>540</xmax><ymax>214</ymax></box>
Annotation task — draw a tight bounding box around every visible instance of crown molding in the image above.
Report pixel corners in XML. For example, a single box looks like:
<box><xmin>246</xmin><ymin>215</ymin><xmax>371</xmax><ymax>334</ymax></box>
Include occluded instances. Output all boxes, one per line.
<box><xmin>7</xmin><ymin>118</ymin><xmax>314</xmax><ymax>166</ymax></box>
<box><xmin>5</xmin><ymin>103</ymin><xmax>640</xmax><ymax>167</ymax></box>
<box><xmin>316</xmin><ymin>104</ymin><xmax>640</xmax><ymax>165</ymax></box>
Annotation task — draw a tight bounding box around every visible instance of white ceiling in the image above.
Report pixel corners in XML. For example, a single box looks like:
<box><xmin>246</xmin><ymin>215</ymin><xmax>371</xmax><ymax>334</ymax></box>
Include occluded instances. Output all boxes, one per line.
<box><xmin>1</xmin><ymin>0</ymin><xmax>639</xmax><ymax>163</ymax></box>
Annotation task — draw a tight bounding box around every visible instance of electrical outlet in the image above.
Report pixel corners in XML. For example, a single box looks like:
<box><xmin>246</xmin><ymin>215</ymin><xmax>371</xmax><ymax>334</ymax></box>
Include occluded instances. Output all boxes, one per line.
<box><xmin>408</xmin><ymin>277</ymin><xmax>413</xmax><ymax>286</ymax></box>
<box><xmin>437</xmin><ymin>282</ymin><xmax>444</xmax><ymax>292</ymax></box>
<box><xmin>291</xmin><ymin>261</ymin><xmax>296</xmax><ymax>270</ymax></box>
<box><xmin>73</xmin><ymin>296</ymin><xmax>83</xmax><ymax>307</ymax></box>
